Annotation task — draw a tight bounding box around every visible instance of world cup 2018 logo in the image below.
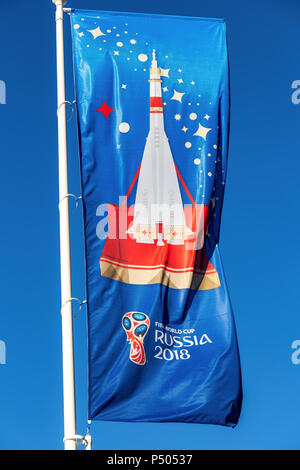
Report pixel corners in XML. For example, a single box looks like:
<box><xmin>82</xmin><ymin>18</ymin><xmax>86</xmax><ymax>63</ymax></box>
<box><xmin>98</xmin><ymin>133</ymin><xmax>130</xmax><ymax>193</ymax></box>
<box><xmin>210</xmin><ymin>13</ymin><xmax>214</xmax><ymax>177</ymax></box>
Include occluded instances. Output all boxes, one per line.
<box><xmin>122</xmin><ymin>312</ymin><xmax>150</xmax><ymax>365</ymax></box>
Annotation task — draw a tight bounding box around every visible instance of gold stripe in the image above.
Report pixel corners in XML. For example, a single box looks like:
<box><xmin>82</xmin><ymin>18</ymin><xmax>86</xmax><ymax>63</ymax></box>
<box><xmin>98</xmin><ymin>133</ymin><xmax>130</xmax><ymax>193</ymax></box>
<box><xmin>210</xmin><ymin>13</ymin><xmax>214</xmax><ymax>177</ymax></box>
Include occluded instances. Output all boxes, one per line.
<box><xmin>150</xmin><ymin>107</ymin><xmax>163</xmax><ymax>111</ymax></box>
<box><xmin>150</xmin><ymin>68</ymin><xmax>160</xmax><ymax>74</ymax></box>
<box><xmin>100</xmin><ymin>260</ymin><xmax>221</xmax><ymax>291</ymax></box>
<box><xmin>100</xmin><ymin>257</ymin><xmax>217</xmax><ymax>274</ymax></box>
<box><xmin>148</xmin><ymin>79</ymin><xmax>162</xmax><ymax>83</ymax></box>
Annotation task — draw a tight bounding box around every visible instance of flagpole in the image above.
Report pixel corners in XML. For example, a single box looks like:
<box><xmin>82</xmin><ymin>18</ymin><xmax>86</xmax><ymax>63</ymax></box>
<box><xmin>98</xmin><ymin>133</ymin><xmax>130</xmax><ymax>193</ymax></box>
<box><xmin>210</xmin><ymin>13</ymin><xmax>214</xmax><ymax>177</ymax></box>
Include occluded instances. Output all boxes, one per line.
<box><xmin>52</xmin><ymin>0</ymin><xmax>77</xmax><ymax>450</ymax></box>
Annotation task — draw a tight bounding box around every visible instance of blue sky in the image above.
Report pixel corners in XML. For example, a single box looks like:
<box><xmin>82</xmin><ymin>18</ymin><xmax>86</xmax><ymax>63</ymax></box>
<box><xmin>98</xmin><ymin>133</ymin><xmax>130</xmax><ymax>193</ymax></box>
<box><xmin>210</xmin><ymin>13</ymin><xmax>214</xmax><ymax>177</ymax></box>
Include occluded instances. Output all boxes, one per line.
<box><xmin>0</xmin><ymin>0</ymin><xmax>299</xmax><ymax>450</ymax></box>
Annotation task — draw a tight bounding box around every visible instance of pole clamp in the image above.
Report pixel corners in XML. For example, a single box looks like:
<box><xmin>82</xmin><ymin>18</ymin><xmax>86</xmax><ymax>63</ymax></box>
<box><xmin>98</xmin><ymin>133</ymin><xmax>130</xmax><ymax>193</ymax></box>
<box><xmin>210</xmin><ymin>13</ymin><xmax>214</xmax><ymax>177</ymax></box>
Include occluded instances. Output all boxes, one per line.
<box><xmin>58</xmin><ymin>193</ymin><xmax>82</xmax><ymax>214</ymax></box>
<box><xmin>63</xmin><ymin>434</ymin><xmax>92</xmax><ymax>450</ymax></box>
<box><xmin>57</xmin><ymin>100</ymin><xmax>76</xmax><ymax>122</ymax></box>
<box><xmin>61</xmin><ymin>298</ymin><xmax>87</xmax><ymax>319</ymax></box>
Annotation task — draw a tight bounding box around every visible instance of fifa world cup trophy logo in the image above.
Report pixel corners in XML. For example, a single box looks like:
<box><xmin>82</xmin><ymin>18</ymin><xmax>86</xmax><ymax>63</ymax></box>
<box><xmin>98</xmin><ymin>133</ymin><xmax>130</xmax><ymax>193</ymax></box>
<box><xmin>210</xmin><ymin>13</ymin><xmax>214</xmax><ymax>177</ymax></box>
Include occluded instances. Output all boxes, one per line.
<box><xmin>122</xmin><ymin>312</ymin><xmax>150</xmax><ymax>365</ymax></box>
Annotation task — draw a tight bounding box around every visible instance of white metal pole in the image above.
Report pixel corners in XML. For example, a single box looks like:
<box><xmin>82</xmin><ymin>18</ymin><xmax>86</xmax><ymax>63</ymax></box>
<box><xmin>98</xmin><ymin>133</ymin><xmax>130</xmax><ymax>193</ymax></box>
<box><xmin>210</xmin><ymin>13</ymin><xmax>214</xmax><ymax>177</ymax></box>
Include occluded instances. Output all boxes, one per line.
<box><xmin>52</xmin><ymin>0</ymin><xmax>77</xmax><ymax>450</ymax></box>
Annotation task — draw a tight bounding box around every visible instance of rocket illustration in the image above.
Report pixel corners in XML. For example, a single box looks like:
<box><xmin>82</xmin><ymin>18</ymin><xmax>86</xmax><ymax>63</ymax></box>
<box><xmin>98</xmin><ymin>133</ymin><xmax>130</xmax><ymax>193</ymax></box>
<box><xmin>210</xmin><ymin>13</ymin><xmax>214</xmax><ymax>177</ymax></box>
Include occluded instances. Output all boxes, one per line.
<box><xmin>100</xmin><ymin>50</ymin><xmax>221</xmax><ymax>291</ymax></box>
<box><xmin>128</xmin><ymin>50</ymin><xmax>193</xmax><ymax>246</ymax></box>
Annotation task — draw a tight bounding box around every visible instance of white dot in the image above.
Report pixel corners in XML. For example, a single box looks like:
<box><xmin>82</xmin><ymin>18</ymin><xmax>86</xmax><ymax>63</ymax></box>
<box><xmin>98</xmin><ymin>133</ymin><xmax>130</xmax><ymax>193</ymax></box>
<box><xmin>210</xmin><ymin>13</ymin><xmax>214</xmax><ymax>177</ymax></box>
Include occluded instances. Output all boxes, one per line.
<box><xmin>116</xmin><ymin>42</ymin><xmax>123</xmax><ymax>47</ymax></box>
<box><xmin>138</xmin><ymin>54</ymin><xmax>148</xmax><ymax>62</ymax></box>
<box><xmin>130</xmin><ymin>39</ymin><xmax>137</xmax><ymax>44</ymax></box>
<box><xmin>194</xmin><ymin>158</ymin><xmax>201</xmax><ymax>165</ymax></box>
<box><xmin>185</xmin><ymin>142</ymin><xmax>192</xmax><ymax>148</ymax></box>
<box><xmin>73</xmin><ymin>24</ymin><xmax>80</xmax><ymax>30</ymax></box>
<box><xmin>119</xmin><ymin>122</ymin><xmax>130</xmax><ymax>133</ymax></box>
<box><xmin>107</xmin><ymin>29</ymin><xmax>111</xmax><ymax>33</ymax></box>
<box><xmin>213</xmin><ymin>144</ymin><xmax>218</xmax><ymax>149</ymax></box>
<box><xmin>208</xmin><ymin>172</ymin><xmax>212</xmax><ymax>176</ymax></box>
<box><xmin>189</xmin><ymin>113</ymin><xmax>197</xmax><ymax>120</ymax></box>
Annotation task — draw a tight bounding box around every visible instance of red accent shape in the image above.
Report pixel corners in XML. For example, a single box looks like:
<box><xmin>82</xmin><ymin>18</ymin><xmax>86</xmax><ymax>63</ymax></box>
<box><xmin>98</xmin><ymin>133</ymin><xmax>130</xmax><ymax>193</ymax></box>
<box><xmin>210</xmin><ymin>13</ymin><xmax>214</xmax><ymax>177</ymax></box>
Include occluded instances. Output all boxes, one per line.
<box><xmin>150</xmin><ymin>97</ymin><xmax>163</xmax><ymax>108</ymax></box>
<box><xmin>96</xmin><ymin>100</ymin><xmax>114</xmax><ymax>119</ymax></box>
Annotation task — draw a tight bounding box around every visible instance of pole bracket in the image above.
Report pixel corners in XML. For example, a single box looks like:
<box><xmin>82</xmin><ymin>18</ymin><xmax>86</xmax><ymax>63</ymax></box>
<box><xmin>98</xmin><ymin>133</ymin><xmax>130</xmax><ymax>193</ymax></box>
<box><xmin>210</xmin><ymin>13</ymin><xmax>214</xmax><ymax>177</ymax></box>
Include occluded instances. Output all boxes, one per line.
<box><xmin>63</xmin><ymin>434</ymin><xmax>92</xmax><ymax>450</ymax></box>
<box><xmin>61</xmin><ymin>298</ymin><xmax>87</xmax><ymax>319</ymax></box>
<box><xmin>58</xmin><ymin>193</ymin><xmax>82</xmax><ymax>214</ymax></box>
<box><xmin>57</xmin><ymin>100</ymin><xmax>76</xmax><ymax>122</ymax></box>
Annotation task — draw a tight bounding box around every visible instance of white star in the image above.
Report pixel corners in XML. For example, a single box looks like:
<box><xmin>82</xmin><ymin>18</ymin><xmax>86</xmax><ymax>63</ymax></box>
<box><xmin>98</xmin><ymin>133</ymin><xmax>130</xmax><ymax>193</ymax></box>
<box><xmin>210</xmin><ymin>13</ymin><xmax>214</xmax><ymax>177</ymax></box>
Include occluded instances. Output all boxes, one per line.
<box><xmin>171</xmin><ymin>90</ymin><xmax>185</xmax><ymax>103</ymax></box>
<box><xmin>160</xmin><ymin>68</ymin><xmax>170</xmax><ymax>78</ymax></box>
<box><xmin>182</xmin><ymin>126</ymin><xmax>188</xmax><ymax>132</ymax></box>
<box><xmin>113</xmin><ymin>51</ymin><xmax>119</xmax><ymax>55</ymax></box>
<box><xmin>162</xmin><ymin>87</ymin><xmax>168</xmax><ymax>92</ymax></box>
<box><xmin>88</xmin><ymin>26</ymin><xmax>106</xmax><ymax>39</ymax></box>
<box><xmin>193</xmin><ymin>123</ymin><xmax>212</xmax><ymax>140</ymax></box>
<box><xmin>78</xmin><ymin>32</ymin><xmax>84</xmax><ymax>37</ymax></box>
<box><xmin>178</xmin><ymin>69</ymin><xmax>182</xmax><ymax>73</ymax></box>
<box><xmin>177</xmin><ymin>78</ymin><xmax>183</xmax><ymax>83</ymax></box>
<box><xmin>174</xmin><ymin>114</ymin><xmax>181</xmax><ymax>120</ymax></box>
<box><xmin>190</xmin><ymin>81</ymin><xmax>195</xmax><ymax>85</ymax></box>
<box><xmin>121</xmin><ymin>84</ymin><xmax>127</xmax><ymax>89</ymax></box>
<box><xmin>204</xmin><ymin>114</ymin><xmax>210</xmax><ymax>120</ymax></box>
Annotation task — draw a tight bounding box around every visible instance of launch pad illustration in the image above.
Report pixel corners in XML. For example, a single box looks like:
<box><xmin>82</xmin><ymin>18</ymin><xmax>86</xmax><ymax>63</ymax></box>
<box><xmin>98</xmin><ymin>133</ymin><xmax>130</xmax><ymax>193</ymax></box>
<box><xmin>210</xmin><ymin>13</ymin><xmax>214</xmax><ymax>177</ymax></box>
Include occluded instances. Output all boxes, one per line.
<box><xmin>100</xmin><ymin>51</ymin><xmax>220</xmax><ymax>290</ymax></box>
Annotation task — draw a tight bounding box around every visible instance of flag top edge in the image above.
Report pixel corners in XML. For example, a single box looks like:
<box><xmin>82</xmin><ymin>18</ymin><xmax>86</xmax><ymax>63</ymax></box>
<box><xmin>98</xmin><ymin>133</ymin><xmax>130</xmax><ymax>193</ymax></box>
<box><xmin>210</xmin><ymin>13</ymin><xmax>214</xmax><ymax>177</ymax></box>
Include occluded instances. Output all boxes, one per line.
<box><xmin>70</xmin><ymin>8</ymin><xmax>225</xmax><ymax>24</ymax></box>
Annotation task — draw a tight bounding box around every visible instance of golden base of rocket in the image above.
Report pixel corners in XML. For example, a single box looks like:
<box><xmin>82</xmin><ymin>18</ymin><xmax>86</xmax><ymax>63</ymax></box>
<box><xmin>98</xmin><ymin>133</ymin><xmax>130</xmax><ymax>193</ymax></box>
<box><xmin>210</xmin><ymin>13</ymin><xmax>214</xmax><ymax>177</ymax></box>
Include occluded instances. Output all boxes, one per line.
<box><xmin>100</xmin><ymin>259</ymin><xmax>220</xmax><ymax>291</ymax></box>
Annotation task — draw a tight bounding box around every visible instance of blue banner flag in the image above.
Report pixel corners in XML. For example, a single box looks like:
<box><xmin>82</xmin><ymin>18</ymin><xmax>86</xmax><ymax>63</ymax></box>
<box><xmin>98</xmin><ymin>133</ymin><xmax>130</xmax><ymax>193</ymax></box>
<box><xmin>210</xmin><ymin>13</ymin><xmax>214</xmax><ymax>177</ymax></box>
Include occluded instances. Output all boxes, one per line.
<box><xmin>71</xmin><ymin>9</ymin><xmax>242</xmax><ymax>426</ymax></box>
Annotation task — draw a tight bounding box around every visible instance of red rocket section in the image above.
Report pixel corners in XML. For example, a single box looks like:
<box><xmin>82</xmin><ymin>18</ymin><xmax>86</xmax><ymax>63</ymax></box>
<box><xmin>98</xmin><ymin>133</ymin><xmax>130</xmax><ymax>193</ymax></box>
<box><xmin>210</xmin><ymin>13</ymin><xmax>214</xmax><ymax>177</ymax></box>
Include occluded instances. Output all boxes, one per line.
<box><xmin>101</xmin><ymin>204</ymin><xmax>212</xmax><ymax>270</ymax></box>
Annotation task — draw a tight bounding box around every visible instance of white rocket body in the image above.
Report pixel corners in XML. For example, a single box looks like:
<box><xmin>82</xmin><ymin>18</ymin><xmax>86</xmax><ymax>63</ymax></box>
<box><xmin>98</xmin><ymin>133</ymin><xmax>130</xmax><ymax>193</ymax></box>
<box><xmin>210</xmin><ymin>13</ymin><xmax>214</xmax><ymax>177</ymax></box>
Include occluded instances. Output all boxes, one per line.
<box><xmin>131</xmin><ymin>51</ymin><xmax>190</xmax><ymax>245</ymax></box>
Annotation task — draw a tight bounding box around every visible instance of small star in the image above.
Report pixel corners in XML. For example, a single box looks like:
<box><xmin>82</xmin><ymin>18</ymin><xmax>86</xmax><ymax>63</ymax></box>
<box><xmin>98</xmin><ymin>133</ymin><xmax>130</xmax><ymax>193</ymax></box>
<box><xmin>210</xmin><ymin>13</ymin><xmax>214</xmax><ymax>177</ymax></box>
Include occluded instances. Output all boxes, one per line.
<box><xmin>174</xmin><ymin>114</ymin><xmax>181</xmax><ymax>120</ymax></box>
<box><xmin>121</xmin><ymin>84</ymin><xmax>127</xmax><ymax>89</ymax></box>
<box><xmin>171</xmin><ymin>90</ymin><xmax>185</xmax><ymax>103</ymax></box>
<box><xmin>193</xmin><ymin>123</ymin><xmax>212</xmax><ymax>140</ymax></box>
<box><xmin>178</xmin><ymin>69</ymin><xmax>182</xmax><ymax>73</ymax></box>
<box><xmin>190</xmin><ymin>81</ymin><xmax>195</xmax><ymax>85</ymax></box>
<box><xmin>78</xmin><ymin>32</ymin><xmax>84</xmax><ymax>37</ymax></box>
<box><xmin>124</xmin><ymin>31</ymin><xmax>128</xmax><ymax>34</ymax></box>
<box><xmin>160</xmin><ymin>68</ymin><xmax>170</xmax><ymax>78</ymax></box>
<box><xmin>182</xmin><ymin>126</ymin><xmax>188</xmax><ymax>132</ymax></box>
<box><xmin>177</xmin><ymin>78</ymin><xmax>183</xmax><ymax>83</ymax></box>
<box><xmin>113</xmin><ymin>51</ymin><xmax>119</xmax><ymax>55</ymax></box>
<box><xmin>163</xmin><ymin>102</ymin><xmax>167</xmax><ymax>106</ymax></box>
<box><xmin>204</xmin><ymin>114</ymin><xmax>210</xmax><ymax>120</ymax></box>
<box><xmin>96</xmin><ymin>100</ymin><xmax>114</xmax><ymax>119</ymax></box>
<box><xmin>162</xmin><ymin>87</ymin><xmax>168</xmax><ymax>92</ymax></box>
